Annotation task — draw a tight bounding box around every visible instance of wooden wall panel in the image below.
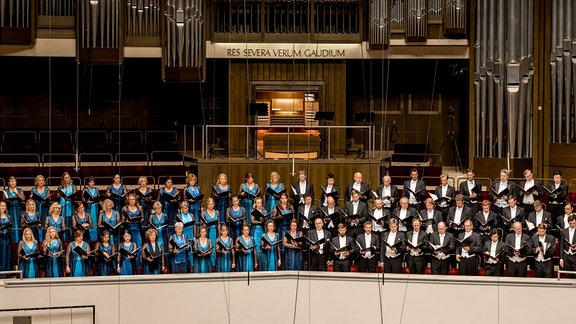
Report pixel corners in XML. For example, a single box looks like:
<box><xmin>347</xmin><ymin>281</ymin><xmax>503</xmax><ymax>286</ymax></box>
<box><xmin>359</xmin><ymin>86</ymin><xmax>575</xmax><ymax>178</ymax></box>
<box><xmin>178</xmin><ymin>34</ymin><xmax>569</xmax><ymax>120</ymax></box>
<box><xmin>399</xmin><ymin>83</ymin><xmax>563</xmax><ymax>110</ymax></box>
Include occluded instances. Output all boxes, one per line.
<box><xmin>228</xmin><ymin>62</ymin><xmax>347</xmax><ymax>156</ymax></box>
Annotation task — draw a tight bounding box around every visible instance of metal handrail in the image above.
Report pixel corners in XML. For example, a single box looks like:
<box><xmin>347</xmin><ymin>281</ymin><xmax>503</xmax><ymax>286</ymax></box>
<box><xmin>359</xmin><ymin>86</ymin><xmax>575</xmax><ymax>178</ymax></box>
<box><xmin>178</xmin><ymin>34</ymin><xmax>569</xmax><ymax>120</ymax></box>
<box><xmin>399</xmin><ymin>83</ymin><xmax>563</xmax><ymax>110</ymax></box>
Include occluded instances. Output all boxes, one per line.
<box><xmin>0</xmin><ymin>270</ymin><xmax>23</xmax><ymax>279</ymax></box>
<box><xmin>557</xmin><ymin>270</ymin><xmax>576</xmax><ymax>280</ymax></box>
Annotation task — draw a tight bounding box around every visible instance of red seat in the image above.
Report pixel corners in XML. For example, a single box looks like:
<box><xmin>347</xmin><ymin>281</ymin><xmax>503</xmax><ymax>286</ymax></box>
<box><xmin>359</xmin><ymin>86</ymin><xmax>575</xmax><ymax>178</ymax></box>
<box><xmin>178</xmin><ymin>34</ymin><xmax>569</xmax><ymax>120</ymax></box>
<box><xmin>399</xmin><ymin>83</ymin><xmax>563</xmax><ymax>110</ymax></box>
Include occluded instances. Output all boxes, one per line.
<box><xmin>448</xmin><ymin>268</ymin><xmax>460</xmax><ymax>275</ymax></box>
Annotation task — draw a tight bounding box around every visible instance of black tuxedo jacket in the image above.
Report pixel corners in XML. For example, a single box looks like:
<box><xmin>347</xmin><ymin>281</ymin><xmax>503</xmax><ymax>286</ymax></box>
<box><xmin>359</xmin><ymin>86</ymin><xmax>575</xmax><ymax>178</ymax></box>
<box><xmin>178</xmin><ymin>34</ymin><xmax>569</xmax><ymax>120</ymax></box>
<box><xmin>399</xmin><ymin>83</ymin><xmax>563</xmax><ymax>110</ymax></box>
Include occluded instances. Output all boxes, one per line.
<box><xmin>297</xmin><ymin>204</ymin><xmax>321</xmax><ymax>229</ymax></box>
<box><xmin>402</xmin><ymin>179</ymin><xmax>426</xmax><ymax>203</ymax></box>
<box><xmin>320</xmin><ymin>184</ymin><xmax>341</xmax><ymax>206</ymax></box>
<box><xmin>291</xmin><ymin>181</ymin><xmax>315</xmax><ymax>205</ymax></box>
<box><xmin>489</xmin><ymin>180</ymin><xmax>516</xmax><ymax>203</ymax></box>
<box><xmin>482</xmin><ymin>240</ymin><xmax>506</xmax><ymax>263</ymax></box>
<box><xmin>504</xmin><ymin>233</ymin><xmax>531</xmax><ymax>258</ymax></box>
<box><xmin>319</xmin><ymin>205</ymin><xmax>342</xmax><ymax>227</ymax></box>
<box><xmin>545</xmin><ymin>182</ymin><xmax>568</xmax><ymax>204</ymax></box>
<box><xmin>557</xmin><ymin>214</ymin><xmax>575</xmax><ymax>230</ymax></box>
<box><xmin>433</xmin><ymin>185</ymin><xmax>456</xmax><ymax>203</ymax></box>
<box><xmin>380</xmin><ymin>231</ymin><xmax>406</xmax><ymax>261</ymax></box>
<box><xmin>306</xmin><ymin>229</ymin><xmax>331</xmax><ymax>254</ymax></box>
<box><xmin>355</xmin><ymin>232</ymin><xmax>380</xmax><ymax>258</ymax></box>
<box><xmin>405</xmin><ymin>230</ymin><xmax>428</xmax><ymax>254</ymax></box>
<box><xmin>560</xmin><ymin>228</ymin><xmax>576</xmax><ymax>259</ymax></box>
<box><xmin>344</xmin><ymin>182</ymin><xmax>371</xmax><ymax>203</ymax></box>
<box><xmin>329</xmin><ymin>235</ymin><xmax>356</xmax><ymax>259</ymax></box>
<box><xmin>459</xmin><ymin>180</ymin><xmax>482</xmax><ymax>203</ymax></box>
<box><xmin>473</xmin><ymin>211</ymin><xmax>498</xmax><ymax>234</ymax></box>
<box><xmin>390</xmin><ymin>207</ymin><xmax>419</xmax><ymax>231</ymax></box>
<box><xmin>375</xmin><ymin>185</ymin><xmax>399</xmax><ymax>207</ymax></box>
<box><xmin>418</xmin><ymin>209</ymin><xmax>444</xmax><ymax>232</ymax></box>
<box><xmin>517</xmin><ymin>179</ymin><xmax>544</xmax><ymax>203</ymax></box>
<box><xmin>446</xmin><ymin>205</ymin><xmax>473</xmax><ymax>228</ymax></box>
<box><xmin>526</xmin><ymin>211</ymin><xmax>552</xmax><ymax>229</ymax></box>
<box><xmin>344</xmin><ymin>200</ymin><xmax>368</xmax><ymax>225</ymax></box>
<box><xmin>455</xmin><ymin>231</ymin><xmax>482</xmax><ymax>256</ymax></box>
<box><xmin>501</xmin><ymin>206</ymin><xmax>526</xmax><ymax>228</ymax></box>
<box><xmin>428</xmin><ymin>231</ymin><xmax>455</xmax><ymax>256</ymax></box>
<box><xmin>530</xmin><ymin>233</ymin><xmax>556</xmax><ymax>259</ymax></box>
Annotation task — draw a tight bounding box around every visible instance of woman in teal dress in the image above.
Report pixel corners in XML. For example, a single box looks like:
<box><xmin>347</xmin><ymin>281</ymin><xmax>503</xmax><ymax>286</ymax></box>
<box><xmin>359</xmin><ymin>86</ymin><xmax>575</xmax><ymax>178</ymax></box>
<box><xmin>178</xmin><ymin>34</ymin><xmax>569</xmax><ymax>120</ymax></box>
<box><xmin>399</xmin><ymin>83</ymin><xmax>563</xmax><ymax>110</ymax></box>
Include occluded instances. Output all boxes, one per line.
<box><xmin>117</xmin><ymin>230</ymin><xmax>137</xmax><ymax>275</ymax></box>
<box><xmin>31</xmin><ymin>175</ymin><xmax>50</xmax><ymax>242</ymax></box>
<box><xmin>265</xmin><ymin>171</ymin><xmax>284</xmax><ymax>214</ymax></box>
<box><xmin>213</xmin><ymin>173</ymin><xmax>232</xmax><ymax>223</ymax></box>
<box><xmin>250</xmin><ymin>197</ymin><xmax>268</xmax><ymax>263</ymax></box>
<box><xmin>135</xmin><ymin>176</ymin><xmax>153</xmax><ymax>229</ymax></box>
<box><xmin>20</xmin><ymin>199</ymin><xmax>41</xmax><ymax>242</ymax></box>
<box><xmin>272</xmin><ymin>193</ymin><xmax>294</xmax><ymax>249</ymax></box>
<box><xmin>177</xmin><ymin>201</ymin><xmax>196</xmax><ymax>268</ymax></box>
<box><xmin>122</xmin><ymin>194</ymin><xmax>144</xmax><ymax>269</ymax></box>
<box><xmin>235</xmin><ymin>224</ymin><xmax>258</xmax><ymax>272</ymax></box>
<box><xmin>18</xmin><ymin>228</ymin><xmax>39</xmax><ymax>278</ymax></box>
<box><xmin>149</xmin><ymin>202</ymin><xmax>168</xmax><ymax>250</ymax></box>
<box><xmin>66</xmin><ymin>230</ymin><xmax>90</xmax><ymax>277</ymax></box>
<box><xmin>238</xmin><ymin>172</ymin><xmax>259</xmax><ymax>228</ymax></box>
<box><xmin>201</xmin><ymin>198</ymin><xmax>219</xmax><ymax>267</ymax></box>
<box><xmin>106</xmin><ymin>174</ymin><xmax>127</xmax><ymax>214</ymax></box>
<box><xmin>81</xmin><ymin>176</ymin><xmax>100</xmax><ymax>242</ymax></box>
<box><xmin>0</xmin><ymin>201</ymin><xmax>12</xmax><ymax>273</ymax></box>
<box><xmin>283</xmin><ymin>219</ymin><xmax>304</xmax><ymax>270</ymax></box>
<box><xmin>158</xmin><ymin>177</ymin><xmax>180</xmax><ymax>238</ymax></box>
<box><xmin>183</xmin><ymin>173</ymin><xmax>202</xmax><ymax>224</ymax></box>
<box><xmin>260</xmin><ymin>220</ymin><xmax>281</xmax><ymax>271</ymax></box>
<box><xmin>95</xmin><ymin>230</ymin><xmax>116</xmax><ymax>276</ymax></box>
<box><xmin>216</xmin><ymin>224</ymin><xmax>234</xmax><ymax>272</ymax></box>
<box><xmin>142</xmin><ymin>228</ymin><xmax>165</xmax><ymax>274</ymax></box>
<box><xmin>193</xmin><ymin>225</ymin><xmax>213</xmax><ymax>273</ymax></box>
<box><xmin>72</xmin><ymin>202</ymin><xmax>93</xmax><ymax>243</ymax></box>
<box><xmin>226</xmin><ymin>195</ymin><xmax>246</xmax><ymax>241</ymax></box>
<box><xmin>5</xmin><ymin>176</ymin><xmax>26</xmax><ymax>242</ymax></box>
<box><xmin>168</xmin><ymin>222</ymin><xmax>190</xmax><ymax>273</ymax></box>
<box><xmin>42</xmin><ymin>226</ymin><xmax>64</xmax><ymax>277</ymax></box>
<box><xmin>58</xmin><ymin>172</ymin><xmax>76</xmax><ymax>242</ymax></box>
<box><xmin>98</xmin><ymin>199</ymin><xmax>120</xmax><ymax>247</ymax></box>
<box><xmin>44</xmin><ymin>203</ymin><xmax>67</xmax><ymax>244</ymax></box>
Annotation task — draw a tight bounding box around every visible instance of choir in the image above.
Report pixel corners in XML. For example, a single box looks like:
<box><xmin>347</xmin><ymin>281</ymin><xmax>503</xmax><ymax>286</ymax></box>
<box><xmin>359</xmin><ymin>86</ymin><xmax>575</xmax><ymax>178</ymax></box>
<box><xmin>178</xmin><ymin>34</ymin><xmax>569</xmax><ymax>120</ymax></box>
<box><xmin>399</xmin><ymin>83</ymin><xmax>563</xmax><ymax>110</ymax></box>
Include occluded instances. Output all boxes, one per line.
<box><xmin>0</xmin><ymin>167</ymin><xmax>575</xmax><ymax>279</ymax></box>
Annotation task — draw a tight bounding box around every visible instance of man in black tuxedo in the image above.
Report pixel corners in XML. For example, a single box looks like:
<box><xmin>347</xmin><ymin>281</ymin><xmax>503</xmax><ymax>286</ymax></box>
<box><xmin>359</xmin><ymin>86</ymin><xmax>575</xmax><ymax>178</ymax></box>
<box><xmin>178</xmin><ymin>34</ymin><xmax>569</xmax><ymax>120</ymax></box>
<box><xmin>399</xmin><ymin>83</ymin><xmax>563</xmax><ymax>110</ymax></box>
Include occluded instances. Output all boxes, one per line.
<box><xmin>501</xmin><ymin>196</ymin><xmax>525</xmax><ymax>233</ymax></box>
<box><xmin>455</xmin><ymin>219</ymin><xmax>482</xmax><ymax>276</ymax></box>
<box><xmin>531</xmin><ymin>223</ymin><xmax>556</xmax><ymax>278</ymax></box>
<box><xmin>355</xmin><ymin>221</ymin><xmax>380</xmax><ymax>272</ymax></box>
<box><xmin>370</xmin><ymin>197</ymin><xmax>389</xmax><ymax>239</ymax></box>
<box><xmin>307</xmin><ymin>217</ymin><xmax>331</xmax><ymax>271</ymax></box>
<box><xmin>446</xmin><ymin>194</ymin><xmax>473</xmax><ymax>237</ymax></box>
<box><xmin>428</xmin><ymin>221</ymin><xmax>455</xmax><ymax>275</ymax></box>
<box><xmin>557</xmin><ymin>202</ymin><xmax>575</xmax><ymax>231</ymax></box>
<box><xmin>473</xmin><ymin>200</ymin><xmax>499</xmax><ymax>246</ymax></box>
<box><xmin>526</xmin><ymin>200</ymin><xmax>552</xmax><ymax>235</ymax></box>
<box><xmin>517</xmin><ymin>169</ymin><xmax>543</xmax><ymax>219</ymax></box>
<box><xmin>291</xmin><ymin>169</ymin><xmax>315</xmax><ymax>207</ymax></box>
<box><xmin>406</xmin><ymin>218</ymin><xmax>428</xmax><ymax>274</ymax></box>
<box><xmin>546</xmin><ymin>170</ymin><xmax>569</xmax><ymax>226</ymax></box>
<box><xmin>344</xmin><ymin>190</ymin><xmax>368</xmax><ymax>239</ymax></box>
<box><xmin>433</xmin><ymin>173</ymin><xmax>456</xmax><ymax>220</ymax></box>
<box><xmin>489</xmin><ymin>169</ymin><xmax>516</xmax><ymax>215</ymax></box>
<box><xmin>379</xmin><ymin>219</ymin><xmax>406</xmax><ymax>274</ymax></box>
<box><xmin>483</xmin><ymin>229</ymin><xmax>505</xmax><ymax>276</ymax></box>
<box><xmin>504</xmin><ymin>221</ymin><xmax>531</xmax><ymax>277</ymax></box>
<box><xmin>559</xmin><ymin>215</ymin><xmax>576</xmax><ymax>278</ymax></box>
<box><xmin>320</xmin><ymin>195</ymin><xmax>341</xmax><ymax>239</ymax></box>
<box><xmin>403</xmin><ymin>168</ymin><xmax>426</xmax><ymax>211</ymax></box>
<box><xmin>344</xmin><ymin>171</ymin><xmax>371</xmax><ymax>203</ymax></box>
<box><xmin>297</xmin><ymin>194</ymin><xmax>320</xmax><ymax>235</ymax></box>
<box><xmin>391</xmin><ymin>197</ymin><xmax>419</xmax><ymax>233</ymax></box>
<box><xmin>375</xmin><ymin>175</ymin><xmax>399</xmax><ymax>214</ymax></box>
<box><xmin>459</xmin><ymin>168</ymin><xmax>482</xmax><ymax>212</ymax></box>
<box><xmin>320</xmin><ymin>172</ymin><xmax>341</xmax><ymax>207</ymax></box>
<box><xmin>419</xmin><ymin>198</ymin><xmax>444</xmax><ymax>235</ymax></box>
<box><xmin>329</xmin><ymin>223</ymin><xmax>356</xmax><ymax>272</ymax></box>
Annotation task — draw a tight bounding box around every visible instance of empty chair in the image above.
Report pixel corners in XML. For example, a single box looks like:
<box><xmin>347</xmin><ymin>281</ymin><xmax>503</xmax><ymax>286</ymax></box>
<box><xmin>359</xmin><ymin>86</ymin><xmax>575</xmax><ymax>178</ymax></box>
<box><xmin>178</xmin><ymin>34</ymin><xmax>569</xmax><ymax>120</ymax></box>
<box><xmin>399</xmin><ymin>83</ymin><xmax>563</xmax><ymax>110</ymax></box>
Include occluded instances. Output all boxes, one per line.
<box><xmin>77</xmin><ymin>130</ymin><xmax>109</xmax><ymax>153</ymax></box>
<box><xmin>39</xmin><ymin>130</ymin><xmax>73</xmax><ymax>155</ymax></box>
<box><xmin>145</xmin><ymin>130</ymin><xmax>179</xmax><ymax>152</ymax></box>
<box><xmin>110</xmin><ymin>130</ymin><xmax>145</xmax><ymax>155</ymax></box>
<box><xmin>2</xmin><ymin>130</ymin><xmax>37</xmax><ymax>154</ymax></box>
